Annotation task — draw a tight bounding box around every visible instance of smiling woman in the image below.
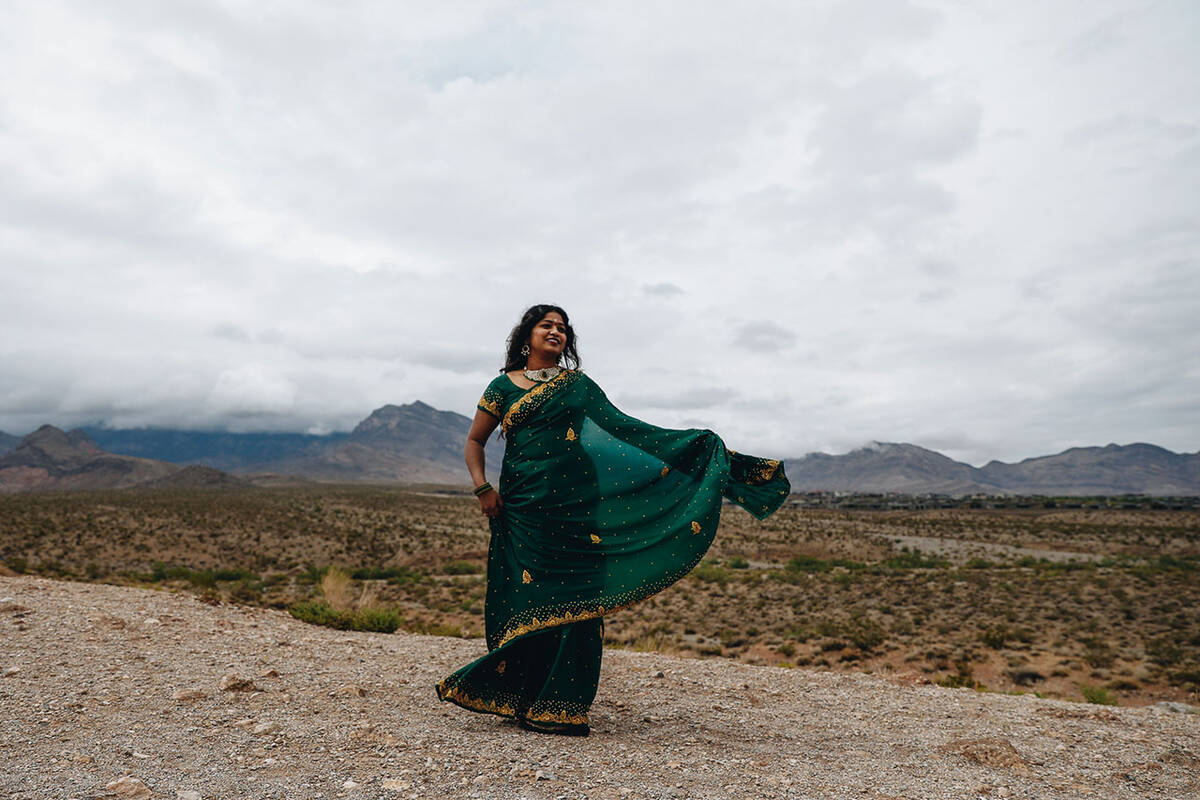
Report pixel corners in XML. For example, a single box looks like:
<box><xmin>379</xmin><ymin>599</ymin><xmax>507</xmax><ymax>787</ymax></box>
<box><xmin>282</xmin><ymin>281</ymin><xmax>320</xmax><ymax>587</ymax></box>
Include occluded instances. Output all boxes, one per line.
<box><xmin>435</xmin><ymin>304</ymin><xmax>790</xmax><ymax>736</ymax></box>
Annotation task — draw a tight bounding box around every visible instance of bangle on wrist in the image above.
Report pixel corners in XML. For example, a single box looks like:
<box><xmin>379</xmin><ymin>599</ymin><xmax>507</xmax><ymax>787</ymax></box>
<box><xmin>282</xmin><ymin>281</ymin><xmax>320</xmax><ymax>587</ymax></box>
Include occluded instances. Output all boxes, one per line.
<box><xmin>473</xmin><ymin>482</ymin><xmax>494</xmax><ymax>496</ymax></box>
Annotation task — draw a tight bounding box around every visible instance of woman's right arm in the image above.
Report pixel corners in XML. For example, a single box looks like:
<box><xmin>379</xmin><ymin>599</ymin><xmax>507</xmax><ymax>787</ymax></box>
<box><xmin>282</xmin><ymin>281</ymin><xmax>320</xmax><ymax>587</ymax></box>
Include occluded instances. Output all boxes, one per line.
<box><xmin>465</xmin><ymin>409</ymin><xmax>503</xmax><ymax>517</ymax></box>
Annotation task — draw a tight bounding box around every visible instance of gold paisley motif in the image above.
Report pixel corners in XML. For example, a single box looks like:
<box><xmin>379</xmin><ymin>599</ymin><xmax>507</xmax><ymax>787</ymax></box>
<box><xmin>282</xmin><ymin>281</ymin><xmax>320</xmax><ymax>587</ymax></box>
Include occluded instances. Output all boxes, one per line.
<box><xmin>521</xmin><ymin>569</ymin><xmax>532</xmax><ymax>584</ymax></box>
<box><xmin>590</xmin><ymin>534</ymin><xmax>601</xmax><ymax>544</ymax></box>
<box><xmin>495</xmin><ymin>660</ymin><xmax>506</xmax><ymax>675</ymax></box>
<box><xmin>745</xmin><ymin>458</ymin><xmax>781</xmax><ymax>485</ymax></box>
<box><xmin>477</xmin><ymin>395</ymin><xmax>500</xmax><ymax>417</ymax></box>
<box><xmin>691</xmin><ymin>520</ymin><xmax>702</xmax><ymax>534</ymax></box>
<box><xmin>661</xmin><ymin>466</ymin><xmax>670</xmax><ymax>477</ymax></box>
<box><xmin>565</xmin><ymin>426</ymin><xmax>577</xmax><ymax>441</ymax></box>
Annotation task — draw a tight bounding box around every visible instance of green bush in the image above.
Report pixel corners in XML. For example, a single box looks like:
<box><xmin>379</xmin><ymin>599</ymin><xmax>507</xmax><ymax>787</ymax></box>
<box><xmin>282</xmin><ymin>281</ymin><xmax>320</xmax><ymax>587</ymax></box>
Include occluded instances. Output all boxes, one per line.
<box><xmin>883</xmin><ymin>551</ymin><xmax>947</xmax><ymax>569</ymax></box>
<box><xmin>786</xmin><ymin>555</ymin><xmax>831</xmax><ymax>572</ymax></box>
<box><xmin>442</xmin><ymin>560</ymin><xmax>483</xmax><ymax>575</ymax></box>
<box><xmin>288</xmin><ymin>600</ymin><xmax>402</xmax><ymax>633</ymax></box>
<box><xmin>691</xmin><ymin>563</ymin><xmax>731</xmax><ymax>584</ymax></box>
<box><xmin>847</xmin><ymin>619</ymin><xmax>886</xmax><ymax>652</ymax></box>
<box><xmin>1079</xmin><ymin>684</ymin><xmax>1117</xmax><ymax>705</ymax></box>
<box><xmin>351</xmin><ymin>565</ymin><xmax>423</xmax><ymax>583</ymax></box>
<box><xmin>727</xmin><ymin>556</ymin><xmax>750</xmax><ymax>569</ymax></box>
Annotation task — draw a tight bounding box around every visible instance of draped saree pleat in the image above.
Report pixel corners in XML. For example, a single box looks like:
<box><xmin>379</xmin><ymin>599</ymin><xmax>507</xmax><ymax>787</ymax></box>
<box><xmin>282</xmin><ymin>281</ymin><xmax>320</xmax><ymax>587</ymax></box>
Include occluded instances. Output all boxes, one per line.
<box><xmin>435</xmin><ymin>369</ymin><xmax>790</xmax><ymax>734</ymax></box>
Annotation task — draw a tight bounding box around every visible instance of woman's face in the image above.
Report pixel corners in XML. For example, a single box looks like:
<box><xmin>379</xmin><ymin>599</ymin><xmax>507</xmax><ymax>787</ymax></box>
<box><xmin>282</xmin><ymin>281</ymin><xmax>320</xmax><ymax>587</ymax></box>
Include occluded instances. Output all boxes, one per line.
<box><xmin>527</xmin><ymin>311</ymin><xmax>568</xmax><ymax>361</ymax></box>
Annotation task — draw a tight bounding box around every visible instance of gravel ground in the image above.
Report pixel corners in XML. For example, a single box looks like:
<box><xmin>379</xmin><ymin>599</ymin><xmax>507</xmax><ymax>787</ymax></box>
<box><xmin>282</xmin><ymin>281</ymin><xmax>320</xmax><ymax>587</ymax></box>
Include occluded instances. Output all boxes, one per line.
<box><xmin>1</xmin><ymin>575</ymin><xmax>1197</xmax><ymax>800</ymax></box>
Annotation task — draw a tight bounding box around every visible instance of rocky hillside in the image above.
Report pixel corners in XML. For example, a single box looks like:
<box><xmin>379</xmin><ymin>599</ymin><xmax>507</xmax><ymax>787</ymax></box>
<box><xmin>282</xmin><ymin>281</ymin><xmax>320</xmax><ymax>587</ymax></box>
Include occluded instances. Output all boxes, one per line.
<box><xmin>2</xmin><ymin>575</ymin><xmax>1197</xmax><ymax>799</ymax></box>
<box><xmin>0</xmin><ymin>426</ymin><xmax>241</xmax><ymax>493</ymax></box>
<box><xmin>247</xmin><ymin>402</ymin><xmax>488</xmax><ymax>484</ymax></box>
<box><xmin>786</xmin><ymin>441</ymin><xmax>1200</xmax><ymax>496</ymax></box>
<box><xmin>0</xmin><ymin>430</ymin><xmax>17</xmax><ymax>455</ymax></box>
<box><xmin>78</xmin><ymin>401</ymin><xmax>487</xmax><ymax>485</ymax></box>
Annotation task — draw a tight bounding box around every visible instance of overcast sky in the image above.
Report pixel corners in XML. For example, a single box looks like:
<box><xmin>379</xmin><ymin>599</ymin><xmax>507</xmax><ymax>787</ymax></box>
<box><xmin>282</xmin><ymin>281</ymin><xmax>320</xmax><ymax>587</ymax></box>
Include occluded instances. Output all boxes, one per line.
<box><xmin>2</xmin><ymin>0</ymin><xmax>1197</xmax><ymax>464</ymax></box>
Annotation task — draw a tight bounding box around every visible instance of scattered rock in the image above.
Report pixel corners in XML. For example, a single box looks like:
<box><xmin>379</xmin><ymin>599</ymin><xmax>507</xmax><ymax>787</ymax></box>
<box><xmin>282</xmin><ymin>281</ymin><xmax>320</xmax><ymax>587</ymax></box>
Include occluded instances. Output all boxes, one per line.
<box><xmin>105</xmin><ymin>775</ymin><xmax>152</xmax><ymax>798</ymax></box>
<box><xmin>251</xmin><ymin>721</ymin><xmax>279</xmax><ymax>735</ymax></box>
<box><xmin>218</xmin><ymin>674</ymin><xmax>255</xmax><ymax>692</ymax></box>
<box><xmin>176</xmin><ymin>791</ymin><xmax>202</xmax><ymax>800</ymax></box>
<box><xmin>1152</xmin><ymin>701</ymin><xmax>1197</xmax><ymax>714</ymax></box>
<box><xmin>342</xmin><ymin>778</ymin><xmax>359</xmax><ymax>789</ymax></box>
<box><xmin>381</xmin><ymin>780</ymin><xmax>410</xmax><ymax>791</ymax></box>
<box><xmin>1161</xmin><ymin>748</ymin><xmax>1200</xmax><ymax>768</ymax></box>
<box><xmin>172</xmin><ymin>689</ymin><xmax>206</xmax><ymax>702</ymax></box>
<box><xmin>941</xmin><ymin>738</ymin><xmax>1032</xmax><ymax>777</ymax></box>
<box><xmin>144</xmin><ymin>617</ymin><xmax>160</xmax><ymax>625</ymax></box>
<box><xmin>259</xmin><ymin>668</ymin><xmax>280</xmax><ymax>678</ymax></box>
<box><xmin>231</xmin><ymin>718</ymin><xmax>255</xmax><ymax>729</ymax></box>
<box><xmin>4</xmin><ymin>666</ymin><xmax>19</xmax><ymax>677</ymax></box>
<box><xmin>329</xmin><ymin>684</ymin><xmax>366</xmax><ymax>697</ymax></box>
<box><xmin>535</xmin><ymin>769</ymin><xmax>552</xmax><ymax>781</ymax></box>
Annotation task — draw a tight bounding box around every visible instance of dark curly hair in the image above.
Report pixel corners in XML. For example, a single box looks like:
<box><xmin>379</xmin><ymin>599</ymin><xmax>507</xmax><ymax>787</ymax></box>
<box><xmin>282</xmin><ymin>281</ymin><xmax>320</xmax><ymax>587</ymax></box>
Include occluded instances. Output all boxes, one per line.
<box><xmin>501</xmin><ymin>304</ymin><xmax>581</xmax><ymax>373</ymax></box>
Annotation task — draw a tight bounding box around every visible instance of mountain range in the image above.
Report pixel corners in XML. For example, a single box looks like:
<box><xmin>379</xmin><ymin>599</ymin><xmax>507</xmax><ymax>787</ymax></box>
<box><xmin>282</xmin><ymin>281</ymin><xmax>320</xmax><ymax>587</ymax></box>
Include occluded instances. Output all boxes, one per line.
<box><xmin>784</xmin><ymin>441</ymin><xmax>1200</xmax><ymax>496</ymax></box>
<box><xmin>1</xmin><ymin>404</ymin><xmax>1196</xmax><ymax>495</ymax></box>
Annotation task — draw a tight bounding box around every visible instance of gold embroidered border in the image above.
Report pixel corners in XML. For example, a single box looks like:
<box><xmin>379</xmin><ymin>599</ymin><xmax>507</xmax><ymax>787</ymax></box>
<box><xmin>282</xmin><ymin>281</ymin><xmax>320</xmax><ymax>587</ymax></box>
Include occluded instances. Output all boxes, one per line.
<box><xmin>494</xmin><ymin>550</ymin><xmax>708</xmax><ymax>649</ymax></box>
<box><xmin>501</xmin><ymin>370</ymin><xmax>579</xmax><ymax>433</ymax></box>
<box><xmin>436</xmin><ymin>681</ymin><xmax>517</xmax><ymax>719</ymax></box>
<box><xmin>525</xmin><ymin>706</ymin><xmax>590</xmax><ymax>726</ymax></box>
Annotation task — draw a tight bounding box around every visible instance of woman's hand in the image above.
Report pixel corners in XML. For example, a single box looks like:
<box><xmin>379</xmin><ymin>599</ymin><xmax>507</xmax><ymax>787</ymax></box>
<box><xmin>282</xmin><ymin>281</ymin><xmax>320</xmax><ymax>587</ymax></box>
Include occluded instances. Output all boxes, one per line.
<box><xmin>477</xmin><ymin>488</ymin><xmax>503</xmax><ymax>518</ymax></box>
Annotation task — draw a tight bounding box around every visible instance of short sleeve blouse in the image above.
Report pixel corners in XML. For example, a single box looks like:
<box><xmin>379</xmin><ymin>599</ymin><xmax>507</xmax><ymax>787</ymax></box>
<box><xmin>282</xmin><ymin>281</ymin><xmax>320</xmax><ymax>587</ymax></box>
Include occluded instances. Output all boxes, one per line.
<box><xmin>477</xmin><ymin>374</ymin><xmax>525</xmax><ymax>420</ymax></box>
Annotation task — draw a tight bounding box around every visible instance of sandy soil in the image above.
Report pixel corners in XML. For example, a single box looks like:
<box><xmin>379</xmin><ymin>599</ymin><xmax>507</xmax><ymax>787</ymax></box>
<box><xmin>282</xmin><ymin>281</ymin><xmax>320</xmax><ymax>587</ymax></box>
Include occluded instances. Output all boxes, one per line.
<box><xmin>2</xmin><ymin>575</ymin><xmax>1197</xmax><ymax>800</ymax></box>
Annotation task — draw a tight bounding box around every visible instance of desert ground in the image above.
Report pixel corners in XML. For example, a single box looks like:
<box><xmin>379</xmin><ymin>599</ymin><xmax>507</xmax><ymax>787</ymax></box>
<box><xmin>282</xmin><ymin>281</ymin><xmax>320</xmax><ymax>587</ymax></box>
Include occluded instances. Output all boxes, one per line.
<box><xmin>2</xmin><ymin>574</ymin><xmax>1198</xmax><ymax>800</ymax></box>
<box><xmin>1</xmin><ymin>486</ymin><xmax>1197</xmax><ymax>709</ymax></box>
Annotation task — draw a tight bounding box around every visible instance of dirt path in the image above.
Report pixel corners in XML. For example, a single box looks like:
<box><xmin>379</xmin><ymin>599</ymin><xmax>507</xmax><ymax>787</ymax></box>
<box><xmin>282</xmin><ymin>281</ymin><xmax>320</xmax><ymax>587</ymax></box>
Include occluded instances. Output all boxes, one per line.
<box><xmin>2</xmin><ymin>575</ymin><xmax>1196</xmax><ymax>799</ymax></box>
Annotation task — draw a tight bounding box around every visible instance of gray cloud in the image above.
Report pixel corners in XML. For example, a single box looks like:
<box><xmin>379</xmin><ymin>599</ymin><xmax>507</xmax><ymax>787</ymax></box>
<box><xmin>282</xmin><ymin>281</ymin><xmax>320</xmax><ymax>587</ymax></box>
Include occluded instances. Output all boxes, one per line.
<box><xmin>0</xmin><ymin>1</ymin><xmax>1197</xmax><ymax>465</ymax></box>
<box><xmin>732</xmin><ymin>322</ymin><xmax>798</xmax><ymax>353</ymax></box>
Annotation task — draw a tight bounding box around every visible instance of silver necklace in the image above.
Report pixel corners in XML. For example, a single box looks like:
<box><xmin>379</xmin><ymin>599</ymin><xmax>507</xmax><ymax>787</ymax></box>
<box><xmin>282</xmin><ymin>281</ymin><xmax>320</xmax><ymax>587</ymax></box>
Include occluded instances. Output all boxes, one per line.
<box><xmin>523</xmin><ymin>365</ymin><xmax>563</xmax><ymax>382</ymax></box>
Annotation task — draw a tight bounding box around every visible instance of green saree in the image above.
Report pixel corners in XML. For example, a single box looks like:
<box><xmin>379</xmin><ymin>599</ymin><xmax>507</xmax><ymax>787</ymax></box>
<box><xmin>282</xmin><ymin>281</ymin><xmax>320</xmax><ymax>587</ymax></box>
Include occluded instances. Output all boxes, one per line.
<box><xmin>435</xmin><ymin>369</ymin><xmax>790</xmax><ymax>734</ymax></box>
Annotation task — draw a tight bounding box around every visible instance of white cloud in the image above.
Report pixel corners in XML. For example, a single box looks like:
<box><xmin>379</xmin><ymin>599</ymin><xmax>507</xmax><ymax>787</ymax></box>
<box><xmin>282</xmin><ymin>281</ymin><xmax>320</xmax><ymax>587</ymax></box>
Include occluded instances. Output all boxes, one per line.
<box><xmin>0</xmin><ymin>0</ymin><xmax>1197</xmax><ymax>464</ymax></box>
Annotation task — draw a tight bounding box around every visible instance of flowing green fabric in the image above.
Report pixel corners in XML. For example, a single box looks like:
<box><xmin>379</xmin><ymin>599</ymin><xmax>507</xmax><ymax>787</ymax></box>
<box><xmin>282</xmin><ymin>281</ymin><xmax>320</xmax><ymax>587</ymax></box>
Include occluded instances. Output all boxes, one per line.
<box><xmin>435</xmin><ymin>369</ymin><xmax>789</xmax><ymax>734</ymax></box>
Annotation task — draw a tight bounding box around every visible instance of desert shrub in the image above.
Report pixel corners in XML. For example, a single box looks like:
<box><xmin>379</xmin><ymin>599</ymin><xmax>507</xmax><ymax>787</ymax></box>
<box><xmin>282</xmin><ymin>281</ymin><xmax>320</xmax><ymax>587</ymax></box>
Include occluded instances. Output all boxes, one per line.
<box><xmin>964</xmin><ymin>558</ymin><xmax>995</xmax><ymax>569</ymax></box>
<box><xmin>1156</xmin><ymin>554</ymin><xmax>1199</xmax><ymax>571</ymax></box>
<box><xmin>351</xmin><ymin>565</ymin><xmax>423</xmax><ymax>583</ymax></box>
<box><xmin>442</xmin><ymin>560</ymin><xmax>482</xmax><ymax>575</ymax></box>
<box><xmin>691</xmin><ymin>563</ymin><xmax>731</xmax><ymax>584</ymax></box>
<box><xmin>1081</xmin><ymin>637</ymin><xmax>1115</xmax><ymax>668</ymax></box>
<box><xmin>228</xmin><ymin>580</ymin><xmax>263</xmax><ymax>604</ymax></box>
<box><xmin>288</xmin><ymin>600</ymin><xmax>401</xmax><ymax>633</ymax></box>
<box><xmin>353</xmin><ymin>606</ymin><xmax>402</xmax><ymax>633</ymax></box>
<box><xmin>981</xmin><ymin>626</ymin><xmax>1010</xmax><ymax>649</ymax></box>
<box><xmin>883</xmin><ymin>552</ymin><xmax>946</xmax><ymax>569</ymax></box>
<box><xmin>298</xmin><ymin>564</ymin><xmax>329</xmax><ymax>585</ymax></box>
<box><xmin>1079</xmin><ymin>684</ymin><xmax>1117</xmax><ymax>705</ymax></box>
<box><xmin>785</xmin><ymin>555</ymin><xmax>830</xmax><ymax>572</ymax></box>
<box><xmin>847</xmin><ymin>619</ymin><xmax>886</xmax><ymax>652</ymax></box>
<box><xmin>1170</xmin><ymin>669</ymin><xmax>1200</xmax><ymax>689</ymax></box>
<box><xmin>320</xmin><ymin>567</ymin><xmax>355</xmax><ymax>611</ymax></box>
<box><xmin>289</xmin><ymin>600</ymin><xmax>351</xmax><ymax>629</ymax></box>
<box><xmin>5</xmin><ymin>556</ymin><xmax>28</xmax><ymax>574</ymax></box>
<box><xmin>213</xmin><ymin>567</ymin><xmax>258</xmax><ymax>582</ymax></box>
<box><xmin>1145</xmin><ymin>636</ymin><xmax>1184</xmax><ymax>666</ymax></box>
<box><xmin>727</xmin><ymin>556</ymin><xmax>750</xmax><ymax>569</ymax></box>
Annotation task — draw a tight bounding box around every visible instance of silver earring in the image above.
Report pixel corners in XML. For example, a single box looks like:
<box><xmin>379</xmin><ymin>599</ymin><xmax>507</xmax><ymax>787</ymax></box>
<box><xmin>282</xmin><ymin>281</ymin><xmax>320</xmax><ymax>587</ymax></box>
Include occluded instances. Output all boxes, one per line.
<box><xmin>521</xmin><ymin>344</ymin><xmax>530</xmax><ymax>356</ymax></box>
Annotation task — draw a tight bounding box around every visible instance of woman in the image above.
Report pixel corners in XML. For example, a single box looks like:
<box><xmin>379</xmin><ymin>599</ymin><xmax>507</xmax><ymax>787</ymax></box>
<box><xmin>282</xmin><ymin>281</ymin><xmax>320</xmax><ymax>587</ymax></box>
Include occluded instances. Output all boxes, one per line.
<box><xmin>435</xmin><ymin>304</ymin><xmax>790</xmax><ymax>736</ymax></box>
